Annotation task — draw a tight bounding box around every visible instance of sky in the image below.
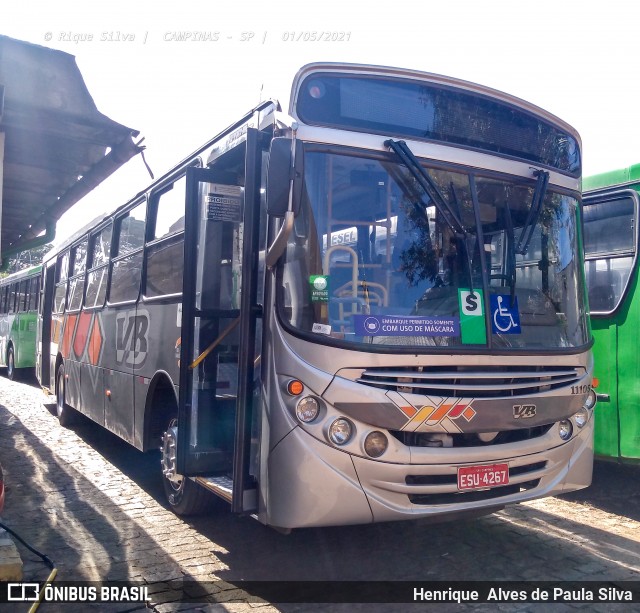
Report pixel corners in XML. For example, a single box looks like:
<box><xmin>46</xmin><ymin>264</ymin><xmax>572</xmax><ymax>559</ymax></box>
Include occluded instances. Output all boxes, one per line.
<box><xmin>4</xmin><ymin>0</ymin><xmax>640</xmax><ymax>244</ymax></box>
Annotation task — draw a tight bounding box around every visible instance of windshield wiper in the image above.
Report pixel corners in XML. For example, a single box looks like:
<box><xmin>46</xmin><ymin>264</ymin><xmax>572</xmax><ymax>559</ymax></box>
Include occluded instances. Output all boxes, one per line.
<box><xmin>516</xmin><ymin>169</ymin><xmax>550</xmax><ymax>255</ymax></box>
<box><xmin>500</xmin><ymin>200</ymin><xmax>517</xmax><ymax>301</ymax></box>
<box><xmin>449</xmin><ymin>181</ymin><xmax>477</xmax><ymax>292</ymax></box>
<box><xmin>385</xmin><ymin>139</ymin><xmax>468</xmax><ymax>239</ymax></box>
<box><xmin>386</xmin><ymin>139</ymin><xmax>480</xmax><ymax>292</ymax></box>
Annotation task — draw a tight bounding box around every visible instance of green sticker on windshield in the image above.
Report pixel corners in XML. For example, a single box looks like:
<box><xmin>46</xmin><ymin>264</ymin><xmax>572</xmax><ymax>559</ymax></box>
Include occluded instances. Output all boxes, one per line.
<box><xmin>458</xmin><ymin>289</ymin><xmax>486</xmax><ymax>344</ymax></box>
<box><xmin>310</xmin><ymin>275</ymin><xmax>329</xmax><ymax>302</ymax></box>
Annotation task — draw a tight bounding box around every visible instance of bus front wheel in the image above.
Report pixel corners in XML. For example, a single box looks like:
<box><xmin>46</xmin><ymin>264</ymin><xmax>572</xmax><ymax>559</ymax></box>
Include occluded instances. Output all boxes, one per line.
<box><xmin>161</xmin><ymin>417</ymin><xmax>214</xmax><ymax>516</ymax></box>
<box><xmin>56</xmin><ymin>365</ymin><xmax>77</xmax><ymax>427</ymax></box>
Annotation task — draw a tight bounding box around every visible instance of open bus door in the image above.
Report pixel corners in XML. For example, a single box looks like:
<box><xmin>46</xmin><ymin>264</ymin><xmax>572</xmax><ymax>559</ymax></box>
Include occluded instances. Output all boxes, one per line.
<box><xmin>176</xmin><ymin>128</ymin><xmax>263</xmax><ymax>514</ymax></box>
<box><xmin>37</xmin><ymin>262</ymin><xmax>56</xmax><ymax>389</ymax></box>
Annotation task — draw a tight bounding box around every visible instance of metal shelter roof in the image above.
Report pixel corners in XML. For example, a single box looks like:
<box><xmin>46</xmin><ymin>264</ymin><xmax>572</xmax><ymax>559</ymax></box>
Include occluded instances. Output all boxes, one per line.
<box><xmin>0</xmin><ymin>35</ymin><xmax>143</xmax><ymax>262</ymax></box>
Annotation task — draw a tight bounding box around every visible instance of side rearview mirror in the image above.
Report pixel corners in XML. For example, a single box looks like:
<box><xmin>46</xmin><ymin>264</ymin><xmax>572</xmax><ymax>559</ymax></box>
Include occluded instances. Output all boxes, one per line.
<box><xmin>266</xmin><ymin>137</ymin><xmax>303</xmax><ymax>217</ymax></box>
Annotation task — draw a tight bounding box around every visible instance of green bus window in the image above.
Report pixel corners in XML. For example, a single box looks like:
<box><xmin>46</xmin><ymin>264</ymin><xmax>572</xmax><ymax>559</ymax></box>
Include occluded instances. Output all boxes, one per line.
<box><xmin>25</xmin><ymin>279</ymin><xmax>32</xmax><ymax>312</ymax></box>
<box><xmin>17</xmin><ymin>280</ymin><xmax>28</xmax><ymax>312</ymax></box>
<box><xmin>31</xmin><ymin>276</ymin><xmax>41</xmax><ymax>311</ymax></box>
<box><xmin>8</xmin><ymin>284</ymin><xmax>17</xmax><ymax>314</ymax></box>
<box><xmin>584</xmin><ymin>196</ymin><xmax>635</xmax><ymax>312</ymax></box>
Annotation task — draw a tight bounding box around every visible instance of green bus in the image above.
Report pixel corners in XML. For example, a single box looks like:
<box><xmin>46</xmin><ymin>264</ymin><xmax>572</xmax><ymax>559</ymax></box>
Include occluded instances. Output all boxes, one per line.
<box><xmin>583</xmin><ymin>165</ymin><xmax>640</xmax><ymax>462</ymax></box>
<box><xmin>0</xmin><ymin>264</ymin><xmax>41</xmax><ymax>380</ymax></box>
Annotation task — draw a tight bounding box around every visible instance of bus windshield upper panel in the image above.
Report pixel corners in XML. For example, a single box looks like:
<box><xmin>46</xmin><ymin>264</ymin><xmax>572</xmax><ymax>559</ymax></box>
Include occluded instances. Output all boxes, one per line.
<box><xmin>277</xmin><ymin>148</ymin><xmax>589</xmax><ymax>351</ymax></box>
<box><xmin>295</xmin><ymin>73</ymin><xmax>580</xmax><ymax>176</ymax></box>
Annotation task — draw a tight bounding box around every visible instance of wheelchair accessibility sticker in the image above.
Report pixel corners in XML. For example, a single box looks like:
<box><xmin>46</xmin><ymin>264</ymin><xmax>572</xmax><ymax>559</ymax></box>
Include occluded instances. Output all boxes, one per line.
<box><xmin>490</xmin><ymin>295</ymin><xmax>521</xmax><ymax>334</ymax></box>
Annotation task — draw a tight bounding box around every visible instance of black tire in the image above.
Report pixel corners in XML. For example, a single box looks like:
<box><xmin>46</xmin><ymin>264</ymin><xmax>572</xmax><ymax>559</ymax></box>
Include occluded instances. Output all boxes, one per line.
<box><xmin>56</xmin><ymin>365</ymin><xmax>77</xmax><ymax>427</ymax></box>
<box><xmin>161</xmin><ymin>417</ymin><xmax>214</xmax><ymax>516</ymax></box>
<box><xmin>6</xmin><ymin>347</ymin><xmax>16</xmax><ymax>381</ymax></box>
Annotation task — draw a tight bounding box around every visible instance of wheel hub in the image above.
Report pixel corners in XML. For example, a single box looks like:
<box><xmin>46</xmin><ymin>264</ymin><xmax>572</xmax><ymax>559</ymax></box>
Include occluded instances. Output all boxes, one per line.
<box><xmin>161</xmin><ymin>424</ymin><xmax>182</xmax><ymax>484</ymax></box>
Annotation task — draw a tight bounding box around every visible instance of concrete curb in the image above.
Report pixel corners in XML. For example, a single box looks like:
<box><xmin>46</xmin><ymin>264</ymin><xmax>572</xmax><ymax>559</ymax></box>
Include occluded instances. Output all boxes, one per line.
<box><xmin>0</xmin><ymin>527</ymin><xmax>23</xmax><ymax>581</ymax></box>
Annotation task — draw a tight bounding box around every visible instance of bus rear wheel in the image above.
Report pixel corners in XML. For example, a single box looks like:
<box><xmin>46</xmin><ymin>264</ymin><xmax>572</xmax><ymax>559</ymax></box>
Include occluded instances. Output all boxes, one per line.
<box><xmin>6</xmin><ymin>347</ymin><xmax>16</xmax><ymax>381</ymax></box>
<box><xmin>56</xmin><ymin>365</ymin><xmax>77</xmax><ymax>427</ymax></box>
<box><xmin>160</xmin><ymin>417</ymin><xmax>214</xmax><ymax>516</ymax></box>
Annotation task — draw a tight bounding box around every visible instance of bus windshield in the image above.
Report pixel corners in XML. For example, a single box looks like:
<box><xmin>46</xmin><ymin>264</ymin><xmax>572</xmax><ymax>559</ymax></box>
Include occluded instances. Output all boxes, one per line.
<box><xmin>277</xmin><ymin>148</ymin><xmax>589</xmax><ymax>350</ymax></box>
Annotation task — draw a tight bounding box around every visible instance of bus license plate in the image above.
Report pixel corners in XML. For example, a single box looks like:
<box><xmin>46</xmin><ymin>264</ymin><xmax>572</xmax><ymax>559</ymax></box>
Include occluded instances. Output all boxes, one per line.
<box><xmin>457</xmin><ymin>463</ymin><xmax>509</xmax><ymax>491</ymax></box>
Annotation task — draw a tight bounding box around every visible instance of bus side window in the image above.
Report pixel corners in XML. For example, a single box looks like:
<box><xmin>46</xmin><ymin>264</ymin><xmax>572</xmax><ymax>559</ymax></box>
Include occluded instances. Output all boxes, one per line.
<box><xmin>54</xmin><ymin>251</ymin><xmax>70</xmax><ymax>314</ymax></box>
<box><xmin>0</xmin><ymin>286</ymin><xmax>8</xmax><ymax>314</ymax></box>
<box><xmin>31</xmin><ymin>276</ymin><xmax>41</xmax><ymax>312</ymax></box>
<box><xmin>145</xmin><ymin>177</ymin><xmax>185</xmax><ymax>298</ymax></box>
<box><xmin>18</xmin><ymin>280</ymin><xmax>28</xmax><ymax>312</ymax></box>
<box><xmin>85</xmin><ymin>223</ymin><xmax>113</xmax><ymax>309</ymax></box>
<box><xmin>109</xmin><ymin>200</ymin><xmax>146</xmax><ymax>304</ymax></box>
<box><xmin>25</xmin><ymin>279</ymin><xmax>32</xmax><ymax>312</ymax></box>
<box><xmin>8</xmin><ymin>283</ymin><xmax>17</xmax><ymax>314</ymax></box>
<box><xmin>67</xmin><ymin>239</ymin><xmax>89</xmax><ymax>311</ymax></box>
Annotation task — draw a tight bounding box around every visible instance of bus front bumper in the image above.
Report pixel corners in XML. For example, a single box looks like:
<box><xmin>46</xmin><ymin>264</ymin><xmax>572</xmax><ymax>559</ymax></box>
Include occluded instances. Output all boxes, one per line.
<box><xmin>264</xmin><ymin>418</ymin><xmax>593</xmax><ymax>529</ymax></box>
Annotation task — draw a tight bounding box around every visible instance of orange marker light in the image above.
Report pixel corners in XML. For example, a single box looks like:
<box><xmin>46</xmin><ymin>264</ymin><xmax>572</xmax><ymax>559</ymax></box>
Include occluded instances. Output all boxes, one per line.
<box><xmin>592</xmin><ymin>378</ymin><xmax>600</xmax><ymax>389</ymax></box>
<box><xmin>287</xmin><ymin>380</ymin><xmax>304</xmax><ymax>396</ymax></box>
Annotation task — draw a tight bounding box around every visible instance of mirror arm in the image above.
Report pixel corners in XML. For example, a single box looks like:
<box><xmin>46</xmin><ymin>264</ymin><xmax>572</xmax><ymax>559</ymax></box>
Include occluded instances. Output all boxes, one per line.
<box><xmin>266</xmin><ymin>210</ymin><xmax>295</xmax><ymax>269</ymax></box>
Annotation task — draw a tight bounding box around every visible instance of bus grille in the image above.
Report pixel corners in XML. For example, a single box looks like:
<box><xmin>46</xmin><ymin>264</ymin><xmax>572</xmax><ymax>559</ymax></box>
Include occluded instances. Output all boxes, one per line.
<box><xmin>406</xmin><ymin>461</ymin><xmax>546</xmax><ymax>505</ymax></box>
<box><xmin>408</xmin><ymin>480</ymin><xmax>540</xmax><ymax>505</ymax></box>
<box><xmin>390</xmin><ymin>425</ymin><xmax>553</xmax><ymax>448</ymax></box>
<box><xmin>356</xmin><ymin>365</ymin><xmax>582</xmax><ymax>398</ymax></box>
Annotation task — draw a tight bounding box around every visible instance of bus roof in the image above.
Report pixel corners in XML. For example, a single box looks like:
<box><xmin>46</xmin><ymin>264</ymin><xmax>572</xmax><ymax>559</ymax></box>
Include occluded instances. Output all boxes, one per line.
<box><xmin>45</xmin><ymin>99</ymin><xmax>278</xmax><ymax>263</ymax></box>
<box><xmin>583</xmin><ymin>163</ymin><xmax>640</xmax><ymax>192</ymax></box>
<box><xmin>0</xmin><ymin>264</ymin><xmax>42</xmax><ymax>285</ymax></box>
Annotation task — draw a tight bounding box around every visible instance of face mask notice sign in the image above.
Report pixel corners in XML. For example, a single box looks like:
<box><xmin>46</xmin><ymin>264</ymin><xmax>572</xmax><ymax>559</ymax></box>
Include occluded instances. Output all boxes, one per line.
<box><xmin>353</xmin><ymin>315</ymin><xmax>459</xmax><ymax>336</ymax></box>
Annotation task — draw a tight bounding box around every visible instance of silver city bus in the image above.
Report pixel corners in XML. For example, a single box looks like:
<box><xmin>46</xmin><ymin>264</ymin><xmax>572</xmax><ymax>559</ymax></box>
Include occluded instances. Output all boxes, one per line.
<box><xmin>37</xmin><ymin>63</ymin><xmax>594</xmax><ymax>529</ymax></box>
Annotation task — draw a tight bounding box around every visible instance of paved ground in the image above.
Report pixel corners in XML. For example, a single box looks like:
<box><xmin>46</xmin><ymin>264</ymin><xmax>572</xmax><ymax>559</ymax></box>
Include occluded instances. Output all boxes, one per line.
<box><xmin>0</xmin><ymin>374</ymin><xmax>639</xmax><ymax>612</ymax></box>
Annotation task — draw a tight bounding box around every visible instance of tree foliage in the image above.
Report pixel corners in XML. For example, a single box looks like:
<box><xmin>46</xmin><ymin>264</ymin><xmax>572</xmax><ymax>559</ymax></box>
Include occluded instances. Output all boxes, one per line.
<box><xmin>2</xmin><ymin>243</ymin><xmax>53</xmax><ymax>276</ymax></box>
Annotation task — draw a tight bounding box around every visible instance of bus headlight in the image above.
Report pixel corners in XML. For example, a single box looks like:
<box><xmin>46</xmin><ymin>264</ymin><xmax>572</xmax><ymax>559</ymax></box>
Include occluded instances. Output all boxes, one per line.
<box><xmin>364</xmin><ymin>431</ymin><xmax>388</xmax><ymax>458</ymax></box>
<box><xmin>583</xmin><ymin>389</ymin><xmax>597</xmax><ymax>410</ymax></box>
<box><xmin>558</xmin><ymin>420</ymin><xmax>573</xmax><ymax>441</ymax></box>
<box><xmin>328</xmin><ymin>418</ymin><xmax>353</xmax><ymax>445</ymax></box>
<box><xmin>296</xmin><ymin>396</ymin><xmax>320</xmax><ymax>423</ymax></box>
<box><xmin>574</xmin><ymin>407</ymin><xmax>589</xmax><ymax>429</ymax></box>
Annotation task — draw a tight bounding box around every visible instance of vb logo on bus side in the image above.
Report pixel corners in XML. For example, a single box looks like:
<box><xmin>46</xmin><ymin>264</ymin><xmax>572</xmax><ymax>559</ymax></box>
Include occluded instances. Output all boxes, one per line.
<box><xmin>116</xmin><ymin>310</ymin><xmax>149</xmax><ymax>367</ymax></box>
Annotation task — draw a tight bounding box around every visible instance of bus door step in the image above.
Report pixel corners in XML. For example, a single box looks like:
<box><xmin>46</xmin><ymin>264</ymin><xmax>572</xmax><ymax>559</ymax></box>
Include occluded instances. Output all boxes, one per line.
<box><xmin>196</xmin><ymin>475</ymin><xmax>233</xmax><ymax>502</ymax></box>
